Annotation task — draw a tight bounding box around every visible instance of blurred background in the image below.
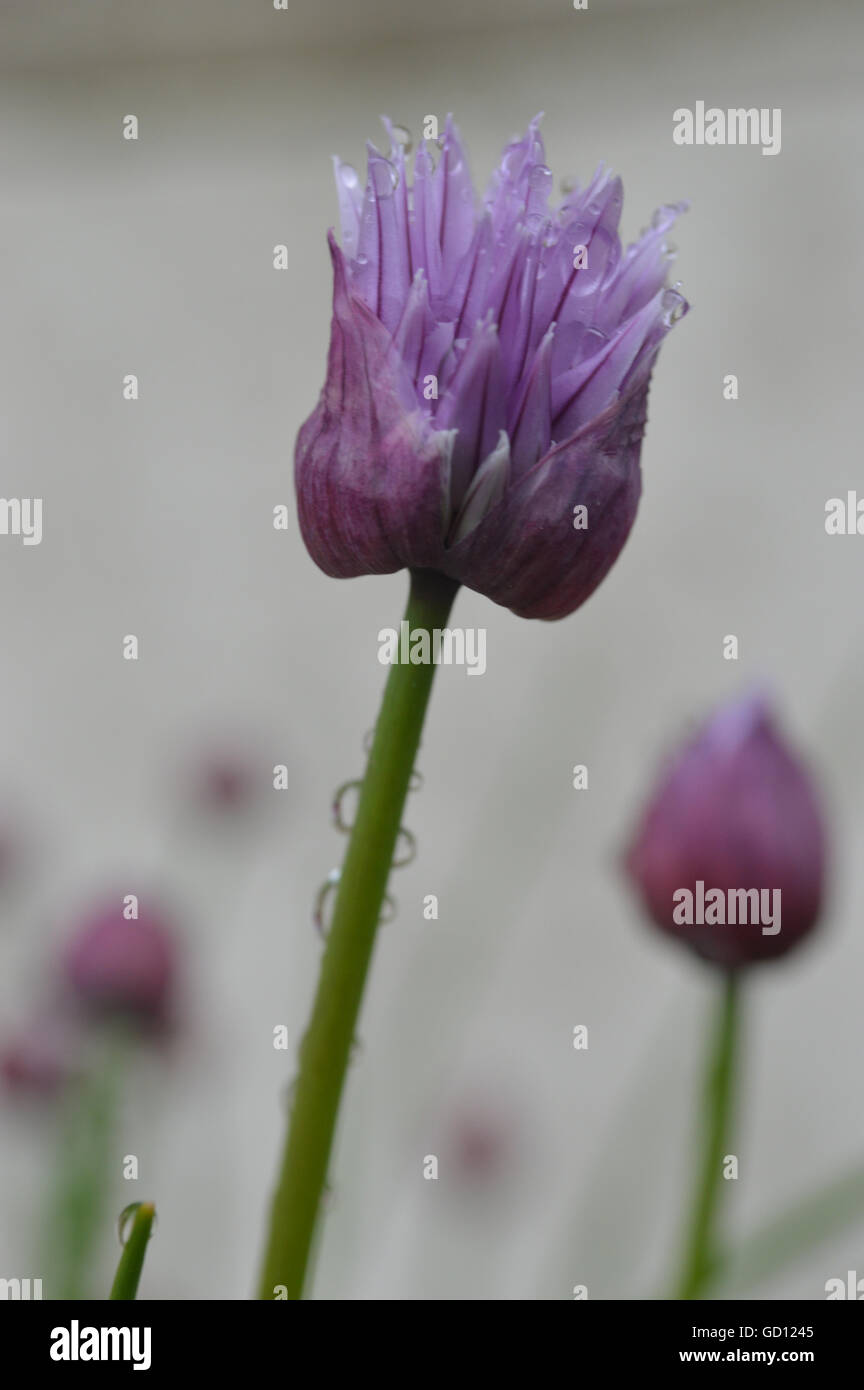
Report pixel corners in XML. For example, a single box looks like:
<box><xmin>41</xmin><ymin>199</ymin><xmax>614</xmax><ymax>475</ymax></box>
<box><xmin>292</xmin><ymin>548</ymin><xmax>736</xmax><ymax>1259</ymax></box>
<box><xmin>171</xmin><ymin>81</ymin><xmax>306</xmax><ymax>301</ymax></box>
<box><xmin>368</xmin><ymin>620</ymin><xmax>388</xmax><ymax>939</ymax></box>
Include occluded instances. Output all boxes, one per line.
<box><xmin>1</xmin><ymin>0</ymin><xmax>863</xmax><ymax>1300</ymax></box>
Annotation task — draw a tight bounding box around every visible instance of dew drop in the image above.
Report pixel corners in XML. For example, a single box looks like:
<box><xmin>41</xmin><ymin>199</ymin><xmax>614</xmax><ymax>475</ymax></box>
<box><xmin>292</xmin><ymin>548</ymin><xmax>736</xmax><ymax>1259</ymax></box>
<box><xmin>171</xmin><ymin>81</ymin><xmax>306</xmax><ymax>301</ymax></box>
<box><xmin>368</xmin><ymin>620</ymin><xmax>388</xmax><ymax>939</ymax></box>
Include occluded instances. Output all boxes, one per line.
<box><xmin>371</xmin><ymin>158</ymin><xmax>398</xmax><ymax>198</ymax></box>
<box><xmin>529</xmin><ymin>163</ymin><xmax>552</xmax><ymax>190</ymax></box>
<box><xmin>332</xmin><ymin>779</ymin><xmax>362</xmax><ymax>832</ymax></box>
<box><xmin>390</xmin><ymin>123</ymin><xmax>413</xmax><ymax>156</ymax></box>
<box><xmin>356</xmin><ymin>253</ymin><xmax>369</xmax><ymax>267</ymax></box>
<box><xmin>392</xmin><ymin>827</ymin><xmax>417</xmax><ymax>868</ymax></box>
<box><xmin>662</xmin><ymin>286</ymin><xmax>687</xmax><ymax>326</ymax></box>
<box><xmin>314</xmin><ymin>868</ymin><xmax>341</xmax><ymax>937</ymax></box>
<box><xmin>339</xmin><ymin>163</ymin><xmax>360</xmax><ymax>191</ymax></box>
<box><xmin>502</xmin><ymin>148</ymin><xmax>524</xmax><ymax>178</ymax></box>
<box><xmin>117</xmin><ymin>1202</ymin><xmax>156</xmax><ymax>1247</ymax></box>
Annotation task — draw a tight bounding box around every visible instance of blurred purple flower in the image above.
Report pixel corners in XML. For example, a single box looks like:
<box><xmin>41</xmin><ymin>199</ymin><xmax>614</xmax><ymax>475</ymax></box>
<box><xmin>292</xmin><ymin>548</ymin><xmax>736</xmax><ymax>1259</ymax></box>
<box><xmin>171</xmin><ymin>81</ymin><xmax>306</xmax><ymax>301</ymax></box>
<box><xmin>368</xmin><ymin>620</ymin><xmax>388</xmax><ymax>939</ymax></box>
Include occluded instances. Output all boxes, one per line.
<box><xmin>192</xmin><ymin>752</ymin><xmax>256</xmax><ymax>816</ymax></box>
<box><xmin>449</xmin><ymin>1108</ymin><xmax>511</xmax><ymax>1184</ymax></box>
<box><xmin>296</xmin><ymin>115</ymin><xmax>687</xmax><ymax>619</ymax></box>
<box><xmin>62</xmin><ymin>900</ymin><xmax>178</xmax><ymax>1031</ymax></box>
<box><xmin>1</xmin><ymin>1011</ymin><xmax>78</xmax><ymax>1098</ymax></box>
<box><xmin>624</xmin><ymin>696</ymin><xmax>827</xmax><ymax>968</ymax></box>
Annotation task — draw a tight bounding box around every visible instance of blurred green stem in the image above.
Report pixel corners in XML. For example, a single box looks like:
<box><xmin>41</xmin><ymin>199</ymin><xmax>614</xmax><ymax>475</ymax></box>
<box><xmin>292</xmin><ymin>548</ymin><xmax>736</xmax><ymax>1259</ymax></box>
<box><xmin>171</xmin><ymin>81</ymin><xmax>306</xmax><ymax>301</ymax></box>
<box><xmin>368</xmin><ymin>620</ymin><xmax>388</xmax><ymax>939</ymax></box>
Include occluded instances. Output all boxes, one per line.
<box><xmin>676</xmin><ymin>971</ymin><xmax>741</xmax><ymax>1299</ymax></box>
<box><xmin>47</xmin><ymin>1027</ymin><xmax>128</xmax><ymax>1299</ymax></box>
<box><xmin>258</xmin><ymin>569</ymin><xmax>458</xmax><ymax>1300</ymax></box>
<box><xmin>109</xmin><ymin>1202</ymin><xmax>155</xmax><ymax>1300</ymax></box>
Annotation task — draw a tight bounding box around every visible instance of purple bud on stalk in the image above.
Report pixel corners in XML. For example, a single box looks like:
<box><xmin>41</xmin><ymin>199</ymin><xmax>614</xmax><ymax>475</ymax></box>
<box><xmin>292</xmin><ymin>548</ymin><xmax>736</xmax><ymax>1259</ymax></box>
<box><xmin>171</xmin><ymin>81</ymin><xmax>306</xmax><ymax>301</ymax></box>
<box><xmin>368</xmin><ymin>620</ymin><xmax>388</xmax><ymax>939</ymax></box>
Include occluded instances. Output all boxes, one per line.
<box><xmin>62</xmin><ymin>901</ymin><xmax>178</xmax><ymax>1030</ymax></box>
<box><xmin>296</xmin><ymin>115</ymin><xmax>687</xmax><ymax>619</ymax></box>
<box><xmin>624</xmin><ymin>696</ymin><xmax>827</xmax><ymax>968</ymax></box>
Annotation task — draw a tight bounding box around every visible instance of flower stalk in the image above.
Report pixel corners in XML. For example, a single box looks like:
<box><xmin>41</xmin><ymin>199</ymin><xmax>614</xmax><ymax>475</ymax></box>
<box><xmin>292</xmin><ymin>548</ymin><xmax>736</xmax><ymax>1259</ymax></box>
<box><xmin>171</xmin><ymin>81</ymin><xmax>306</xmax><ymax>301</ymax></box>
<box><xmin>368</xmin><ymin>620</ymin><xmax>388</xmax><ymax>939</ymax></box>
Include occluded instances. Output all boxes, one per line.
<box><xmin>675</xmin><ymin>971</ymin><xmax>741</xmax><ymax>1299</ymax></box>
<box><xmin>47</xmin><ymin>1028</ymin><xmax>128</xmax><ymax>1299</ymax></box>
<box><xmin>258</xmin><ymin>568</ymin><xmax>458</xmax><ymax>1299</ymax></box>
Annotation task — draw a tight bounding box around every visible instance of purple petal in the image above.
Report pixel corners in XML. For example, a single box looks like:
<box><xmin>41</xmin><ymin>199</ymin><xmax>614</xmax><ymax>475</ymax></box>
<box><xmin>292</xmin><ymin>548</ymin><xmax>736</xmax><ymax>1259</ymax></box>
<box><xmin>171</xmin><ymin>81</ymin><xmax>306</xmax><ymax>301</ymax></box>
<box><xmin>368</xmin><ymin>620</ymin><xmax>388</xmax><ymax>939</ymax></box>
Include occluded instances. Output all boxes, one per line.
<box><xmin>448</xmin><ymin>430</ymin><xmax>511</xmax><ymax>545</ymax></box>
<box><xmin>435</xmin><ymin>318</ymin><xmax>505</xmax><ymax>509</ymax></box>
<box><xmin>440</xmin><ymin>381</ymin><xmax>648</xmax><ymax>619</ymax></box>
<box><xmin>509</xmin><ymin>327</ymin><xmax>553</xmax><ymax>477</ymax></box>
<box><xmin>295</xmin><ymin>234</ymin><xmax>452</xmax><ymax>576</ymax></box>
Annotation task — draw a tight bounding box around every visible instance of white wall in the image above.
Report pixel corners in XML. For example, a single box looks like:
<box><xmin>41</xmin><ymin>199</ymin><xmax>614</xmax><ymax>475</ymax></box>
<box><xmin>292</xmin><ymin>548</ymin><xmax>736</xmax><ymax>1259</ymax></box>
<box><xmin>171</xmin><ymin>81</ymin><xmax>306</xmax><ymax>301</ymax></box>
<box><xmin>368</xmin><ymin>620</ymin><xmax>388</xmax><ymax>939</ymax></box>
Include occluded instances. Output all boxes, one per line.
<box><xmin>1</xmin><ymin>0</ymin><xmax>862</xmax><ymax>1299</ymax></box>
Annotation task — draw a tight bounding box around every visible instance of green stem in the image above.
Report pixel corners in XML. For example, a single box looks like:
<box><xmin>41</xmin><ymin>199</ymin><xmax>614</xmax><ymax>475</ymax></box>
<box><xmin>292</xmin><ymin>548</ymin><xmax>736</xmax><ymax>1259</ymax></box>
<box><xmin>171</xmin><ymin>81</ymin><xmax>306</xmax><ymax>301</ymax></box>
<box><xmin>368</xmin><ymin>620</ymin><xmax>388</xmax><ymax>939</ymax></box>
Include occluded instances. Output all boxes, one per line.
<box><xmin>47</xmin><ymin>1028</ymin><xmax>127</xmax><ymax>1299</ymax></box>
<box><xmin>258</xmin><ymin>568</ymin><xmax>459</xmax><ymax>1300</ymax></box>
<box><xmin>109</xmin><ymin>1202</ymin><xmax>155</xmax><ymax>1300</ymax></box>
<box><xmin>675</xmin><ymin>971</ymin><xmax>742</xmax><ymax>1299</ymax></box>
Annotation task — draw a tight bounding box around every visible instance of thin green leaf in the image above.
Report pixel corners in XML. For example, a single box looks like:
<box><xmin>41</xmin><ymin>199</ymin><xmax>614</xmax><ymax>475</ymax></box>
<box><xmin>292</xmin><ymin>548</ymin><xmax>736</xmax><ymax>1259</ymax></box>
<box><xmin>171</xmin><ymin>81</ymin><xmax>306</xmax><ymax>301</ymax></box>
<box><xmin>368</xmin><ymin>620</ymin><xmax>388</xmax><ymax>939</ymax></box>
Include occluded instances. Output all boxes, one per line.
<box><xmin>109</xmin><ymin>1202</ymin><xmax>155</xmax><ymax>1300</ymax></box>
<box><xmin>713</xmin><ymin>1163</ymin><xmax>864</xmax><ymax>1294</ymax></box>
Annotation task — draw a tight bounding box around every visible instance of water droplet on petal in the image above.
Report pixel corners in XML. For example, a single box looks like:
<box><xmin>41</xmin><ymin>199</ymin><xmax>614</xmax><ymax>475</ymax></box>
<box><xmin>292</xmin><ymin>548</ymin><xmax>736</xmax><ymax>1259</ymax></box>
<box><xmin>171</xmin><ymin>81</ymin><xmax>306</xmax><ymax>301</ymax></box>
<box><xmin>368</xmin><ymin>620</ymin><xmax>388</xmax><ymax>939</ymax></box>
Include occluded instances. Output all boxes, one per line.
<box><xmin>390</xmin><ymin>124</ymin><xmax>413</xmax><ymax>155</ymax></box>
<box><xmin>314</xmin><ymin>868</ymin><xmax>341</xmax><ymax>938</ymax></box>
<box><xmin>392</xmin><ymin>827</ymin><xmax>417</xmax><ymax>868</ymax></box>
<box><xmin>371</xmin><ymin>158</ymin><xmax>398</xmax><ymax>198</ymax></box>
<box><xmin>502</xmin><ymin>147</ymin><xmax>524</xmax><ymax>178</ymax></box>
<box><xmin>662</xmin><ymin>286</ymin><xmax>687</xmax><ymax>326</ymax></box>
<box><xmin>332</xmin><ymin>780</ymin><xmax>362</xmax><ymax>832</ymax></box>
<box><xmin>529</xmin><ymin>164</ymin><xmax>552</xmax><ymax>190</ymax></box>
<box><xmin>355</xmin><ymin>253</ymin><xmax>369</xmax><ymax>267</ymax></box>
<box><xmin>339</xmin><ymin>163</ymin><xmax>359</xmax><ymax>191</ymax></box>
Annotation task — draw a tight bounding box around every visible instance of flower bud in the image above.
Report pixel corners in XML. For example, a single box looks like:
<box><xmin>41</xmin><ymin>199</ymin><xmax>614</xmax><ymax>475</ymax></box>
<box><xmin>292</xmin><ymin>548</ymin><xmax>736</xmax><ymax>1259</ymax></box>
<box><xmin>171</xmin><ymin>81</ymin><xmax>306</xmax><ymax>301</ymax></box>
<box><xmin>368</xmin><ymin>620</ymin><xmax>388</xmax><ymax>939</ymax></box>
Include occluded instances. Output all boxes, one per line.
<box><xmin>62</xmin><ymin>900</ymin><xmax>178</xmax><ymax>1030</ymax></box>
<box><xmin>624</xmin><ymin>696</ymin><xmax>827</xmax><ymax>967</ymax></box>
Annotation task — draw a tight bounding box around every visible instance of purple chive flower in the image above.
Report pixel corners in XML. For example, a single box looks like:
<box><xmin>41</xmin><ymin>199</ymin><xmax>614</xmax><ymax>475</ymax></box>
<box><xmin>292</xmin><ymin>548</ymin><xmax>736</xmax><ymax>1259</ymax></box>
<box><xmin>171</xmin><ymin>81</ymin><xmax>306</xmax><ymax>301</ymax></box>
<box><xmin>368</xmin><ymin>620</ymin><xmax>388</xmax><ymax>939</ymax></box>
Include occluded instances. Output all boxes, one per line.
<box><xmin>624</xmin><ymin>696</ymin><xmax>827</xmax><ymax>968</ymax></box>
<box><xmin>63</xmin><ymin>900</ymin><xmax>178</xmax><ymax>1031</ymax></box>
<box><xmin>296</xmin><ymin>115</ymin><xmax>687</xmax><ymax>620</ymax></box>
